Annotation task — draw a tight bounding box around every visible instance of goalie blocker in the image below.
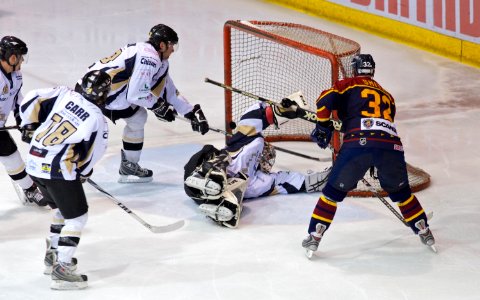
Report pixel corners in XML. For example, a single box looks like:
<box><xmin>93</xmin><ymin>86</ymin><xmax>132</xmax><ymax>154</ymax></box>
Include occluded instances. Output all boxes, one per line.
<box><xmin>184</xmin><ymin>145</ymin><xmax>247</xmax><ymax>228</ymax></box>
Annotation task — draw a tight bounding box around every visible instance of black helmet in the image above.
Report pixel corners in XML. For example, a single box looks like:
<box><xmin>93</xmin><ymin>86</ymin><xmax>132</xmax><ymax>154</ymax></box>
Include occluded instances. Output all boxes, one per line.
<box><xmin>351</xmin><ymin>54</ymin><xmax>375</xmax><ymax>76</ymax></box>
<box><xmin>76</xmin><ymin>70</ymin><xmax>112</xmax><ymax>106</ymax></box>
<box><xmin>0</xmin><ymin>36</ymin><xmax>28</xmax><ymax>61</ymax></box>
<box><xmin>148</xmin><ymin>24</ymin><xmax>178</xmax><ymax>50</ymax></box>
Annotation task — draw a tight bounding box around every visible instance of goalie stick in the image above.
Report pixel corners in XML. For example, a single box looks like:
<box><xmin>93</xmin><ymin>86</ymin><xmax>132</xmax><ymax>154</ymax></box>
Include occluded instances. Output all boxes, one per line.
<box><xmin>205</xmin><ymin>78</ymin><xmax>316</xmax><ymax>124</ymax></box>
<box><xmin>205</xmin><ymin>125</ymin><xmax>331</xmax><ymax>162</ymax></box>
<box><xmin>176</xmin><ymin>114</ymin><xmax>331</xmax><ymax>163</ymax></box>
<box><xmin>87</xmin><ymin>179</ymin><xmax>185</xmax><ymax>233</ymax></box>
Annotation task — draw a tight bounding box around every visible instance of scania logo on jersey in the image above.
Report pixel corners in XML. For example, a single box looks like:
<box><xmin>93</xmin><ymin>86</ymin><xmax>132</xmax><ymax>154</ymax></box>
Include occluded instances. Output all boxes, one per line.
<box><xmin>140</xmin><ymin>57</ymin><xmax>157</xmax><ymax>68</ymax></box>
<box><xmin>362</xmin><ymin>118</ymin><xmax>374</xmax><ymax>129</ymax></box>
<box><xmin>375</xmin><ymin>120</ymin><xmax>397</xmax><ymax>134</ymax></box>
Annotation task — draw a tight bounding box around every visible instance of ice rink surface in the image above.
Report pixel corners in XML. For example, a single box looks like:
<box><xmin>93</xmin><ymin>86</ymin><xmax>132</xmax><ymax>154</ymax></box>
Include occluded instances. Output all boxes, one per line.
<box><xmin>1</xmin><ymin>0</ymin><xmax>480</xmax><ymax>299</ymax></box>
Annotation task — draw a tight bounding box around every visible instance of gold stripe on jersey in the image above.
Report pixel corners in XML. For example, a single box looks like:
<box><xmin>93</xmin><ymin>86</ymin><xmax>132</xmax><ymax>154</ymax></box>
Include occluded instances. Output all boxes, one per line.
<box><xmin>236</xmin><ymin>125</ymin><xmax>258</xmax><ymax>137</ymax></box>
<box><xmin>151</xmin><ymin>74</ymin><xmax>167</xmax><ymax>98</ymax></box>
<box><xmin>76</xmin><ymin>142</ymin><xmax>95</xmax><ymax>170</ymax></box>
<box><xmin>64</xmin><ymin>145</ymin><xmax>77</xmax><ymax>175</ymax></box>
<box><xmin>27</xmin><ymin>98</ymin><xmax>50</xmax><ymax>123</ymax></box>
<box><xmin>108</xmin><ymin>68</ymin><xmax>129</xmax><ymax>92</ymax></box>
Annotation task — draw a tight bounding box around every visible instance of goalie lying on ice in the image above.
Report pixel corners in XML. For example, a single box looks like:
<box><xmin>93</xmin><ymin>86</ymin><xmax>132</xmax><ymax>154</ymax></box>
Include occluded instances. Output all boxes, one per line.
<box><xmin>184</xmin><ymin>102</ymin><xmax>330</xmax><ymax>228</ymax></box>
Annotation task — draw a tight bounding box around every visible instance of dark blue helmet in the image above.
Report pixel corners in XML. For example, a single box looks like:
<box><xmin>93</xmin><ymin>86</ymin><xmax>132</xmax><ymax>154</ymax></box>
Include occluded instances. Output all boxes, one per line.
<box><xmin>0</xmin><ymin>36</ymin><xmax>28</xmax><ymax>61</ymax></box>
<box><xmin>351</xmin><ymin>54</ymin><xmax>375</xmax><ymax>76</ymax></box>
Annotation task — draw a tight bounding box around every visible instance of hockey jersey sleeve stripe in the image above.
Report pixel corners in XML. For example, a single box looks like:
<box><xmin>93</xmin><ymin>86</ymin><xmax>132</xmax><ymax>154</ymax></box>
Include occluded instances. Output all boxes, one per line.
<box><xmin>50</xmin><ymin>144</ymin><xmax>69</xmax><ymax>180</ymax></box>
<box><xmin>109</xmin><ymin>68</ymin><xmax>129</xmax><ymax>91</ymax></box>
<box><xmin>76</xmin><ymin>131</ymin><xmax>98</xmax><ymax>170</ymax></box>
<box><xmin>150</xmin><ymin>67</ymin><xmax>169</xmax><ymax>98</ymax></box>
<box><xmin>22</xmin><ymin>96</ymin><xmax>58</xmax><ymax>124</ymax></box>
<box><xmin>64</xmin><ymin>144</ymin><xmax>77</xmax><ymax>175</ymax></box>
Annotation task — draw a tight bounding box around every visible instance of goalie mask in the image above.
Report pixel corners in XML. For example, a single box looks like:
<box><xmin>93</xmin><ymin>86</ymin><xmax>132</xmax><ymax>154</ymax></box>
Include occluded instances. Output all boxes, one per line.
<box><xmin>259</xmin><ymin>142</ymin><xmax>276</xmax><ymax>173</ymax></box>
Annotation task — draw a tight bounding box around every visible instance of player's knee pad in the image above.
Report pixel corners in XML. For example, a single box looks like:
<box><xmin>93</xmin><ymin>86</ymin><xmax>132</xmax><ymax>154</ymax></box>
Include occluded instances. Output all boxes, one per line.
<box><xmin>123</xmin><ymin>107</ymin><xmax>148</xmax><ymax>135</ymax></box>
<box><xmin>322</xmin><ymin>183</ymin><xmax>347</xmax><ymax>202</ymax></box>
<box><xmin>388</xmin><ymin>186</ymin><xmax>412</xmax><ymax>203</ymax></box>
<box><xmin>63</xmin><ymin>212</ymin><xmax>88</xmax><ymax>234</ymax></box>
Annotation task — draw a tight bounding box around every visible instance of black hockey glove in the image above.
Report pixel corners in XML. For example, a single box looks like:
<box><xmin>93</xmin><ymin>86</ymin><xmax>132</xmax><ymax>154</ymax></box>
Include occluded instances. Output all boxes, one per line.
<box><xmin>184</xmin><ymin>104</ymin><xmax>209</xmax><ymax>135</ymax></box>
<box><xmin>151</xmin><ymin>98</ymin><xmax>176</xmax><ymax>122</ymax></box>
<box><xmin>20</xmin><ymin>123</ymin><xmax>40</xmax><ymax>143</ymax></box>
<box><xmin>311</xmin><ymin>121</ymin><xmax>333</xmax><ymax>149</ymax></box>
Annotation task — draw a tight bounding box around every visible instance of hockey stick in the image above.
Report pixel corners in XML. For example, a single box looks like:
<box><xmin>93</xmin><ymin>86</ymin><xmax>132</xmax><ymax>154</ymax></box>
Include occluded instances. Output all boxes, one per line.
<box><xmin>0</xmin><ymin>125</ymin><xmax>20</xmax><ymax>131</ymax></box>
<box><xmin>360</xmin><ymin>178</ymin><xmax>409</xmax><ymax>227</ymax></box>
<box><xmin>87</xmin><ymin>178</ymin><xmax>185</xmax><ymax>233</ymax></box>
<box><xmin>205</xmin><ymin>78</ymin><xmax>317</xmax><ymax>124</ymax></box>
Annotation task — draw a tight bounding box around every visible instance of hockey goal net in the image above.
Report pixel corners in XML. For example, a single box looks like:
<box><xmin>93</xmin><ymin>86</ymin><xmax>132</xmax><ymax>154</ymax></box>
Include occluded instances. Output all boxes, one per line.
<box><xmin>223</xmin><ymin>20</ymin><xmax>430</xmax><ymax>197</ymax></box>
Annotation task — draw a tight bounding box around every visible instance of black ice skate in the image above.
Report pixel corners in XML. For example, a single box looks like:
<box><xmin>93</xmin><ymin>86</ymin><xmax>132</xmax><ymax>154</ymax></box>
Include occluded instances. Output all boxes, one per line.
<box><xmin>12</xmin><ymin>180</ymin><xmax>49</xmax><ymax>208</ymax></box>
<box><xmin>118</xmin><ymin>150</ymin><xmax>153</xmax><ymax>183</ymax></box>
<box><xmin>24</xmin><ymin>184</ymin><xmax>48</xmax><ymax>207</ymax></box>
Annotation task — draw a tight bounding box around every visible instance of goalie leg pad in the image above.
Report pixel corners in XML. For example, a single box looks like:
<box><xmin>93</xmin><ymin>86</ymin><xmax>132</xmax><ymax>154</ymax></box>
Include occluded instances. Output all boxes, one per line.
<box><xmin>184</xmin><ymin>169</ymin><xmax>226</xmax><ymax>200</ymax></box>
<box><xmin>198</xmin><ymin>202</ymin><xmax>234</xmax><ymax>222</ymax></box>
<box><xmin>220</xmin><ymin>177</ymin><xmax>247</xmax><ymax>228</ymax></box>
<box><xmin>305</xmin><ymin>167</ymin><xmax>331</xmax><ymax>193</ymax></box>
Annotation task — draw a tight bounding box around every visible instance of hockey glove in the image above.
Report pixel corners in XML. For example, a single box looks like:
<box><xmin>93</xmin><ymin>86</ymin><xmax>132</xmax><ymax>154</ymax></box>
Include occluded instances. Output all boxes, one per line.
<box><xmin>184</xmin><ymin>104</ymin><xmax>209</xmax><ymax>135</ymax></box>
<box><xmin>273</xmin><ymin>98</ymin><xmax>306</xmax><ymax>119</ymax></box>
<box><xmin>311</xmin><ymin>121</ymin><xmax>333</xmax><ymax>149</ymax></box>
<box><xmin>20</xmin><ymin>123</ymin><xmax>40</xmax><ymax>143</ymax></box>
<box><xmin>151</xmin><ymin>98</ymin><xmax>176</xmax><ymax>122</ymax></box>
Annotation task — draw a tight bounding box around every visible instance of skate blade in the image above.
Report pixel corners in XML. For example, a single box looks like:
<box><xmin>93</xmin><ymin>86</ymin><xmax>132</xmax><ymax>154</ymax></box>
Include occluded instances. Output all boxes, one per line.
<box><xmin>51</xmin><ymin>280</ymin><xmax>88</xmax><ymax>290</ymax></box>
<box><xmin>118</xmin><ymin>175</ymin><xmax>153</xmax><ymax>183</ymax></box>
<box><xmin>44</xmin><ymin>266</ymin><xmax>53</xmax><ymax>275</ymax></box>
<box><xmin>23</xmin><ymin>201</ymin><xmax>51</xmax><ymax>210</ymax></box>
<box><xmin>305</xmin><ymin>249</ymin><xmax>314</xmax><ymax>259</ymax></box>
<box><xmin>428</xmin><ymin>245</ymin><xmax>438</xmax><ymax>253</ymax></box>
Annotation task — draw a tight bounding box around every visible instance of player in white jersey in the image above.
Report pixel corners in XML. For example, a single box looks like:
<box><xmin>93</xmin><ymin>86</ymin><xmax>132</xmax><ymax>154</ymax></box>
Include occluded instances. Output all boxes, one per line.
<box><xmin>0</xmin><ymin>36</ymin><xmax>46</xmax><ymax>207</ymax></box>
<box><xmin>20</xmin><ymin>70</ymin><xmax>111</xmax><ymax>290</ymax></box>
<box><xmin>184</xmin><ymin>102</ymin><xmax>330</xmax><ymax>228</ymax></box>
<box><xmin>82</xmin><ymin>24</ymin><xmax>209</xmax><ymax>183</ymax></box>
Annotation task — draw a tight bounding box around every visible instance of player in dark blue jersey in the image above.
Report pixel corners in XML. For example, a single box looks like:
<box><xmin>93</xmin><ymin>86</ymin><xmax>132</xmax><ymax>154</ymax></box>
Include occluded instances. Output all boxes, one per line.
<box><xmin>301</xmin><ymin>54</ymin><xmax>435</xmax><ymax>257</ymax></box>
